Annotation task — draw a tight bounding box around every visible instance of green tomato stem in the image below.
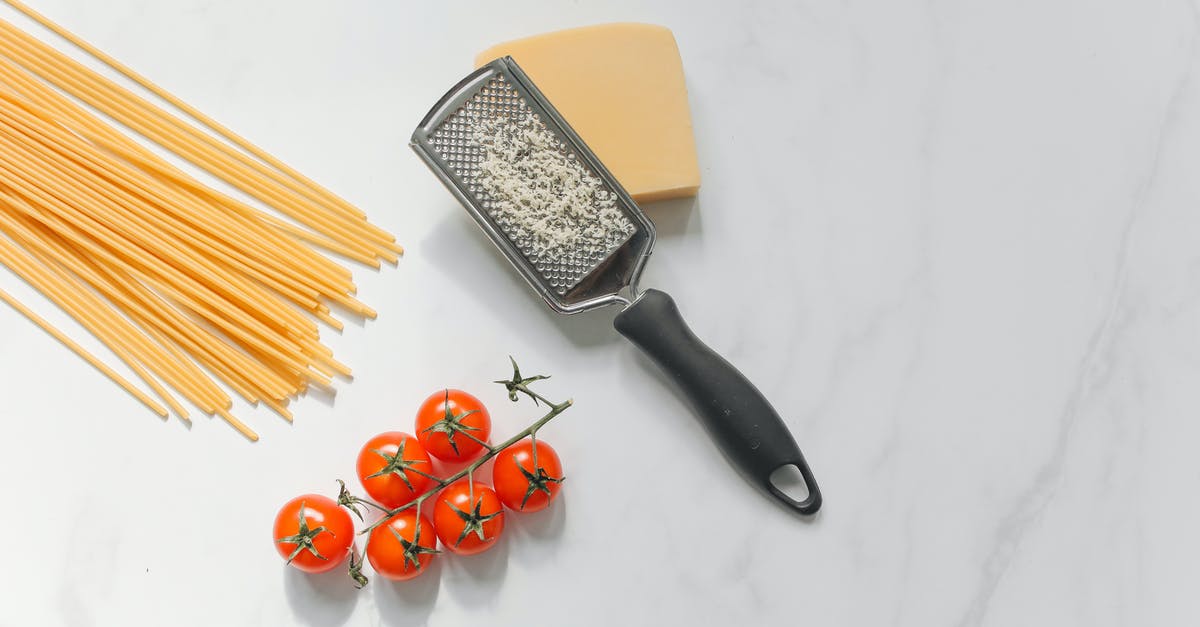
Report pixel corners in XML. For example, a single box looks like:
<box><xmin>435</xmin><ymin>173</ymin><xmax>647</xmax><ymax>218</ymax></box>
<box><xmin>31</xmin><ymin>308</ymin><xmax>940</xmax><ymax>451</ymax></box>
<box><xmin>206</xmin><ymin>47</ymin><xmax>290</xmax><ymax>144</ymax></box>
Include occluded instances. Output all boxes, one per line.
<box><xmin>355</xmin><ymin>397</ymin><xmax>573</xmax><ymax>537</ymax></box>
<box><xmin>337</xmin><ymin>359</ymin><xmax>569</xmax><ymax>589</ymax></box>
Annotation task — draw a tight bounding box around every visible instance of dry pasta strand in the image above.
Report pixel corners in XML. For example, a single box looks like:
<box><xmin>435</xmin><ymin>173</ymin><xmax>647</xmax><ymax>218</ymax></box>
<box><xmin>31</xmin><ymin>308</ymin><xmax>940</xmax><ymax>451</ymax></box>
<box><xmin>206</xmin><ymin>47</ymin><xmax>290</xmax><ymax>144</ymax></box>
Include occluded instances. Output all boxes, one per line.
<box><xmin>0</xmin><ymin>5</ymin><xmax>397</xmax><ymax>438</ymax></box>
<box><xmin>0</xmin><ymin>286</ymin><xmax>168</xmax><ymax>417</ymax></box>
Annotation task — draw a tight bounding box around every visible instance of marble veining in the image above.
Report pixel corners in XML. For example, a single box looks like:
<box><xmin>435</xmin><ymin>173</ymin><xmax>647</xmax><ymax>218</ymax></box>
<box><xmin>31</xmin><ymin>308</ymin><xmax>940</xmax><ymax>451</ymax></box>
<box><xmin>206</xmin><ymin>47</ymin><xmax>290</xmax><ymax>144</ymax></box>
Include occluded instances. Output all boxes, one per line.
<box><xmin>1</xmin><ymin>0</ymin><xmax>1199</xmax><ymax>626</ymax></box>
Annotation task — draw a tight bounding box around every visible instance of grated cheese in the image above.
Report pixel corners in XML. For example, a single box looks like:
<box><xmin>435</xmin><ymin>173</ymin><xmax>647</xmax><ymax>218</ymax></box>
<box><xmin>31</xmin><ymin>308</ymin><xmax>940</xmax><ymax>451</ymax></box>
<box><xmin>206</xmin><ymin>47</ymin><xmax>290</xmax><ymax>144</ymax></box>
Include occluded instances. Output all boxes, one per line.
<box><xmin>472</xmin><ymin>111</ymin><xmax>635</xmax><ymax>274</ymax></box>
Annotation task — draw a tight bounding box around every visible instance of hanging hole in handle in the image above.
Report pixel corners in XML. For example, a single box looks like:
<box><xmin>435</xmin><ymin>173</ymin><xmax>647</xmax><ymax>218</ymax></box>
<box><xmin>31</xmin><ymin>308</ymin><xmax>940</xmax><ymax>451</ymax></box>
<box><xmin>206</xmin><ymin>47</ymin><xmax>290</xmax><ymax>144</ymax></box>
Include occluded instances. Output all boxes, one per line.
<box><xmin>766</xmin><ymin>462</ymin><xmax>822</xmax><ymax>515</ymax></box>
<box><xmin>768</xmin><ymin>464</ymin><xmax>810</xmax><ymax>502</ymax></box>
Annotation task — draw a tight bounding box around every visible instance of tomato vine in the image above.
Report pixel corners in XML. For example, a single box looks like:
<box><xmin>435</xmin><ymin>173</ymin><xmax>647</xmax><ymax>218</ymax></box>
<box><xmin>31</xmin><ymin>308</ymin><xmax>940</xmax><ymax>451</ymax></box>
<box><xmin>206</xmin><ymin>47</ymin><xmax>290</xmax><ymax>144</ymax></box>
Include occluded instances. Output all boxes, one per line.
<box><xmin>334</xmin><ymin>357</ymin><xmax>572</xmax><ymax>587</ymax></box>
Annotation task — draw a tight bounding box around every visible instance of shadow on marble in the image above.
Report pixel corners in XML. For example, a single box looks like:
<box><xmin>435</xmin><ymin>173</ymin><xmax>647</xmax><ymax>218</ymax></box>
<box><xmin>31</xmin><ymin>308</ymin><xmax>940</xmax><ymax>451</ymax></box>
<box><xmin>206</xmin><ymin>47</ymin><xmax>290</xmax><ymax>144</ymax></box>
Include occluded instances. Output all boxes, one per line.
<box><xmin>303</xmin><ymin>381</ymin><xmax>339</xmax><ymax>409</ymax></box>
<box><xmin>440</xmin><ymin>528</ymin><xmax>511</xmax><ymax>605</ymax></box>
<box><xmin>643</xmin><ymin>196</ymin><xmax>702</xmax><ymax>239</ymax></box>
<box><xmin>420</xmin><ymin>212</ymin><xmax>621</xmax><ymax>349</ymax></box>
<box><xmin>506</xmin><ymin>491</ymin><xmax>568</xmax><ymax>568</ymax></box>
<box><xmin>374</xmin><ymin>557</ymin><xmax>442</xmax><ymax>626</ymax></box>
<box><xmin>618</xmin><ymin>348</ymin><xmax>827</xmax><ymax>523</ymax></box>
<box><xmin>283</xmin><ymin>563</ymin><xmax>359</xmax><ymax>626</ymax></box>
<box><xmin>419</xmin><ymin>194</ymin><xmax>701</xmax><ymax>351</ymax></box>
<box><xmin>508</xmin><ymin>491</ymin><xmax>568</xmax><ymax>538</ymax></box>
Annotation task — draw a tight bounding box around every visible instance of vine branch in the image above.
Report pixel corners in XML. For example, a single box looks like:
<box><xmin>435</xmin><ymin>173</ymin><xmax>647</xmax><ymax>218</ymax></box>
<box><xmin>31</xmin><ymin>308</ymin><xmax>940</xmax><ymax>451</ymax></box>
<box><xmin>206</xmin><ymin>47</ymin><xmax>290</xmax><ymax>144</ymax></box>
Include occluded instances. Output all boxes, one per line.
<box><xmin>336</xmin><ymin>357</ymin><xmax>571</xmax><ymax>587</ymax></box>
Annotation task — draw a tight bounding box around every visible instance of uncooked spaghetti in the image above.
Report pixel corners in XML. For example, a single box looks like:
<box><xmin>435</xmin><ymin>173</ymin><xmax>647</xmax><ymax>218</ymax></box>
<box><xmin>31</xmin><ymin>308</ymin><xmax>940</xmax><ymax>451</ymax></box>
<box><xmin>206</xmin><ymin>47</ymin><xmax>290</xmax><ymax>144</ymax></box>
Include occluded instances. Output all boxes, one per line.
<box><xmin>0</xmin><ymin>1</ymin><xmax>398</xmax><ymax>440</ymax></box>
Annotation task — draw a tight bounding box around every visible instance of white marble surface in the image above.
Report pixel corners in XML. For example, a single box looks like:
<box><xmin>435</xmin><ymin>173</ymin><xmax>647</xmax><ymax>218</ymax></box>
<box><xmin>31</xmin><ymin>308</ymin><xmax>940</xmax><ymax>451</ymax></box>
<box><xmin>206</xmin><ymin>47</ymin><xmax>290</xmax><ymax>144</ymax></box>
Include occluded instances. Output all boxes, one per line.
<box><xmin>1</xmin><ymin>0</ymin><xmax>1198</xmax><ymax>625</ymax></box>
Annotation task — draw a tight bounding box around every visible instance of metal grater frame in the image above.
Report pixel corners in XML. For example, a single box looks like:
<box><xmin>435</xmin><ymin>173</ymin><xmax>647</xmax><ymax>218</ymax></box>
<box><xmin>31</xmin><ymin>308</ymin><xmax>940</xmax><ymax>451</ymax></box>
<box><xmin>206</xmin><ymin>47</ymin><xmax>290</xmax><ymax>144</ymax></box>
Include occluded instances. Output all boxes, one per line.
<box><xmin>411</xmin><ymin>57</ymin><xmax>655</xmax><ymax>314</ymax></box>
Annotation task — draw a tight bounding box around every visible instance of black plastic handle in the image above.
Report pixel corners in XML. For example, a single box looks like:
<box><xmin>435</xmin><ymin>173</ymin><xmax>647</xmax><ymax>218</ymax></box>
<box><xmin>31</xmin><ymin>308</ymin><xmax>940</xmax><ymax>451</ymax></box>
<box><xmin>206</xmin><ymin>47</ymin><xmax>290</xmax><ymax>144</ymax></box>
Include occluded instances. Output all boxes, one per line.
<box><xmin>614</xmin><ymin>289</ymin><xmax>821</xmax><ymax>515</ymax></box>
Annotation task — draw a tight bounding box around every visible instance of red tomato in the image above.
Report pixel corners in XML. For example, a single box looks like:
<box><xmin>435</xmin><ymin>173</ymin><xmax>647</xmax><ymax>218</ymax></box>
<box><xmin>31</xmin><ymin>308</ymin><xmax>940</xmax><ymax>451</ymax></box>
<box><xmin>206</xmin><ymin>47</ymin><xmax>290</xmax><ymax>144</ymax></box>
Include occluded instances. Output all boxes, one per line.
<box><xmin>493</xmin><ymin>439</ymin><xmax>564</xmax><ymax>513</ymax></box>
<box><xmin>415</xmin><ymin>389</ymin><xmax>492</xmax><ymax>462</ymax></box>
<box><xmin>273</xmin><ymin>494</ymin><xmax>354</xmax><ymax>573</ymax></box>
<box><xmin>433</xmin><ymin>479</ymin><xmax>505</xmax><ymax>555</ymax></box>
<box><xmin>356</xmin><ymin>432</ymin><xmax>434</xmax><ymax>508</ymax></box>
<box><xmin>367</xmin><ymin>510</ymin><xmax>439</xmax><ymax>580</ymax></box>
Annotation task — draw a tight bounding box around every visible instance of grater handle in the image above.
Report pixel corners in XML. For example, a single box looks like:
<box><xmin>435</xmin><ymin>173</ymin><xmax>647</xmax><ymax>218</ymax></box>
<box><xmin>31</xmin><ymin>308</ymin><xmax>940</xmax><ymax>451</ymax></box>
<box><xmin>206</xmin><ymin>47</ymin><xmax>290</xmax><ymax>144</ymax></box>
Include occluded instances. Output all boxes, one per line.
<box><xmin>613</xmin><ymin>289</ymin><xmax>822</xmax><ymax>515</ymax></box>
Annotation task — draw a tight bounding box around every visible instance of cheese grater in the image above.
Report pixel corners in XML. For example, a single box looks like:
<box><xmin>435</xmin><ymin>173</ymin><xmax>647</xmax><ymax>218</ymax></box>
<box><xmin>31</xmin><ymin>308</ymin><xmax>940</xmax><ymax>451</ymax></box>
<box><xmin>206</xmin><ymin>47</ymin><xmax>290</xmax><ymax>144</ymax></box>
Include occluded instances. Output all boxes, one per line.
<box><xmin>411</xmin><ymin>57</ymin><xmax>821</xmax><ymax>515</ymax></box>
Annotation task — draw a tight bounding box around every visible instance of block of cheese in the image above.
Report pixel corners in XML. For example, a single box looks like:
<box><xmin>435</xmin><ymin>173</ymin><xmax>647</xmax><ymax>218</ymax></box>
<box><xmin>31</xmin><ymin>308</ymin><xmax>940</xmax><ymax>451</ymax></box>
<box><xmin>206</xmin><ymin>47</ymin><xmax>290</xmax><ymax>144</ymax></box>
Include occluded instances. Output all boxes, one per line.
<box><xmin>475</xmin><ymin>23</ymin><xmax>701</xmax><ymax>204</ymax></box>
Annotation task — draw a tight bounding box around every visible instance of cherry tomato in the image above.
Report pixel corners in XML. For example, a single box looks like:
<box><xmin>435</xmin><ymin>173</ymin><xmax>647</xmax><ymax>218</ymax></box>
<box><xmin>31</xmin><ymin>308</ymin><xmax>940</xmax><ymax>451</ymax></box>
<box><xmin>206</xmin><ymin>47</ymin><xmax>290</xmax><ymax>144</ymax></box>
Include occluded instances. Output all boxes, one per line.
<box><xmin>433</xmin><ymin>479</ymin><xmax>505</xmax><ymax>555</ymax></box>
<box><xmin>273</xmin><ymin>494</ymin><xmax>354</xmax><ymax>573</ymax></box>
<box><xmin>367</xmin><ymin>510</ymin><xmax>438</xmax><ymax>580</ymax></box>
<box><xmin>356</xmin><ymin>432</ymin><xmax>434</xmax><ymax>508</ymax></box>
<box><xmin>415</xmin><ymin>389</ymin><xmax>492</xmax><ymax>462</ymax></box>
<box><xmin>493</xmin><ymin>438</ymin><xmax>564</xmax><ymax>513</ymax></box>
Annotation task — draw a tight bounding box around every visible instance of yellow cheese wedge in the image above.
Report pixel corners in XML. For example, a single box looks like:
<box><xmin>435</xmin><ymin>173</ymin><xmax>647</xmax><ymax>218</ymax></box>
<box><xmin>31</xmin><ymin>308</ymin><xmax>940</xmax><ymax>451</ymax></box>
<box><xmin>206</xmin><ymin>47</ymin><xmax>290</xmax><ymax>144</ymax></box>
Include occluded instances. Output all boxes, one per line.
<box><xmin>476</xmin><ymin>23</ymin><xmax>701</xmax><ymax>204</ymax></box>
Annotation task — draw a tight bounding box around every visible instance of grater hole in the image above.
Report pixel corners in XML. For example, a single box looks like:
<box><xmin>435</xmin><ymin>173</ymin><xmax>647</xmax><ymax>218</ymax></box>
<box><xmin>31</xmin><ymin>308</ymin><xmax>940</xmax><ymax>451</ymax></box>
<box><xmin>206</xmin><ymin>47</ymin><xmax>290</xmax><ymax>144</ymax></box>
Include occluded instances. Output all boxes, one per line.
<box><xmin>426</xmin><ymin>71</ymin><xmax>637</xmax><ymax>293</ymax></box>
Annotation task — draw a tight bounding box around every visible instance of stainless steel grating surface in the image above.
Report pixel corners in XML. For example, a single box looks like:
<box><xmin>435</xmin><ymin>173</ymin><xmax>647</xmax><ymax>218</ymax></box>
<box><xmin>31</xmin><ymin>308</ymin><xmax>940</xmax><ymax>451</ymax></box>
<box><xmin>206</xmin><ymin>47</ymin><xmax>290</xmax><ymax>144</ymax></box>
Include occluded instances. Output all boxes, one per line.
<box><xmin>425</xmin><ymin>75</ymin><xmax>636</xmax><ymax>295</ymax></box>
